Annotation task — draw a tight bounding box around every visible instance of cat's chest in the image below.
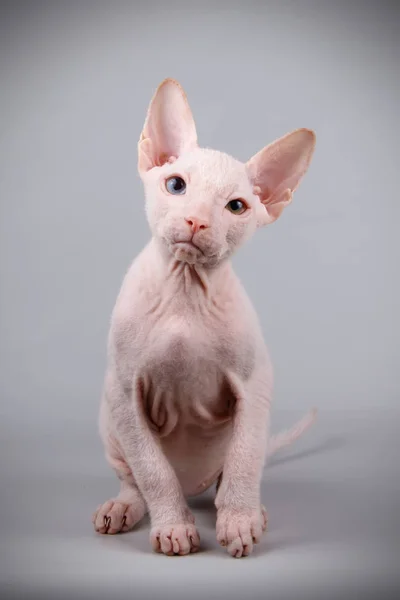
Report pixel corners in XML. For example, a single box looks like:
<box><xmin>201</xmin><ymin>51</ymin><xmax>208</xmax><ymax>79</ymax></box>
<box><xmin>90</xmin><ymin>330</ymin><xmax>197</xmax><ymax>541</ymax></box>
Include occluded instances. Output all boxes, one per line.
<box><xmin>112</xmin><ymin>280</ymin><xmax>257</xmax><ymax>435</ymax></box>
<box><xmin>136</xmin><ymin>311</ymin><xmax>235</xmax><ymax>433</ymax></box>
<box><xmin>112</xmin><ymin>273</ymin><xmax>257</xmax><ymax>393</ymax></box>
<box><xmin>138</xmin><ymin>313</ymin><xmax>212</xmax><ymax>385</ymax></box>
<box><xmin>138</xmin><ymin>307</ymin><xmax>254</xmax><ymax>382</ymax></box>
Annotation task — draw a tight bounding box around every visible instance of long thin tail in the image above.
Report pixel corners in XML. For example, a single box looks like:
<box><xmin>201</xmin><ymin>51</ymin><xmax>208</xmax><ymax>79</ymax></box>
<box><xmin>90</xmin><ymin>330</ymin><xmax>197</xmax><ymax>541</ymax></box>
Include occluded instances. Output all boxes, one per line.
<box><xmin>266</xmin><ymin>408</ymin><xmax>318</xmax><ymax>458</ymax></box>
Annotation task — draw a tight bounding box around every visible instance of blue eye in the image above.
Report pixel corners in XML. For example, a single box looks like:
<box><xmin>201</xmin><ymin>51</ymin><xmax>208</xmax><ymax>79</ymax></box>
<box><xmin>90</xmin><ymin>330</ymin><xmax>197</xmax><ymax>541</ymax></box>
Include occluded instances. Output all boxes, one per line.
<box><xmin>165</xmin><ymin>176</ymin><xmax>186</xmax><ymax>195</ymax></box>
<box><xmin>225</xmin><ymin>199</ymin><xmax>247</xmax><ymax>215</ymax></box>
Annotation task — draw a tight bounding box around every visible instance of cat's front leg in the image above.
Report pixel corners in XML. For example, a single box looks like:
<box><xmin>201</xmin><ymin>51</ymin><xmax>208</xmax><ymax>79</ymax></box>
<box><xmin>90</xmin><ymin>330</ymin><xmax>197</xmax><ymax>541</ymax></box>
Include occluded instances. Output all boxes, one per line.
<box><xmin>111</xmin><ymin>376</ymin><xmax>200</xmax><ymax>555</ymax></box>
<box><xmin>215</xmin><ymin>370</ymin><xmax>271</xmax><ymax>558</ymax></box>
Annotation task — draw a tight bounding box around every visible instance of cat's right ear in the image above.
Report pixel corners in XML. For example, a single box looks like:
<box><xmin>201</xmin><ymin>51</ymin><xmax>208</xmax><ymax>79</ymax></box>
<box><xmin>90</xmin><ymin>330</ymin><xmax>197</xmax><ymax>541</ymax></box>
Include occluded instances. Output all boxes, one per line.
<box><xmin>138</xmin><ymin>78</ymin><xmax>198</xmax><ymax>174</ymax></box>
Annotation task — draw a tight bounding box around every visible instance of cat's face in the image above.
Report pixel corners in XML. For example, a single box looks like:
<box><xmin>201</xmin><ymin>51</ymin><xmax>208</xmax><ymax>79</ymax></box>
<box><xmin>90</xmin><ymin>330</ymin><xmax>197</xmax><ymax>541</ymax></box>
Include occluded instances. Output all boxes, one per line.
<box><xmin>142</xmin><ymin>148</ymin><xmax>265</xmax><ymax>266</ymax></box>
<box><xmin>138</xmin><ymin>79</ymin><xmax>316</xmax><ymax>267</ymax></box>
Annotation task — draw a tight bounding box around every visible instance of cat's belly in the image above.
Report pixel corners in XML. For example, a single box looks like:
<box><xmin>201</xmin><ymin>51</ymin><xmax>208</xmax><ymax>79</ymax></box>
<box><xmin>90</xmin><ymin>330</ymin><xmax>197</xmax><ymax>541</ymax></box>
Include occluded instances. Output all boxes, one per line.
<box><xmin>161</xmin><ymin>425</ymin><xmax>232</xmax><ymax>496</ymax></box>
<box><xmin>160</xmin><ymin>423</ymin><xmax>232</xmax><ymax>496</ymax></box>
<box><xmin>101</xmin><ymin>392</ymin><xmax>231</xmax><ymax>497</ymax></box>
<box><xmin>139</xmin><ymin>343</ymin><xmax>236</xmax><ymax>495</ymax></box>
<box><xmin>142</xmin><ymin>363</ymin><xmax>235</xmax><ymax>435</ymax></box>
<box><xmin>120</xmin><ymin>314</ymin><xmax>246</xmax><ymax>495</ymax></box>
<box><xmin>141</xmin><ymin>371</ymin><xmax>234</xmax><ymax>495</ymax></box>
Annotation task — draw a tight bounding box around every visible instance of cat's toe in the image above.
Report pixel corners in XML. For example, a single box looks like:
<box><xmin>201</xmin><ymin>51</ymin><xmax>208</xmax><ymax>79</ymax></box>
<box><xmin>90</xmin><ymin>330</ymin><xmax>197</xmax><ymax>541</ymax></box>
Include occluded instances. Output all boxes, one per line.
<box><xmin>93</xmin><ymin>499</ymin><xmax>144</xmax><ymax>534</ymax></box>
<box><xmin>216</xmin><ymin>506</ymin><xmax>267</xmax><ymax>557</ymax></box>
<box><xmin>150</xmin><ymin>523</ymin><xmax>200</xmax><ymax>555</ymax></box>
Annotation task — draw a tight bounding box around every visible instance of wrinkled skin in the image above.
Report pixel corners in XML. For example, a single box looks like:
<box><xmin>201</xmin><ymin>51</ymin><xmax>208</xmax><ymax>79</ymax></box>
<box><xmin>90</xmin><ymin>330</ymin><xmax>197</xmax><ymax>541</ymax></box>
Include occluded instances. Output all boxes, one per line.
<box><xmin>93</xmin><ymin>79</ymin><xmax>317</xmax><ymax>557</ymax></box>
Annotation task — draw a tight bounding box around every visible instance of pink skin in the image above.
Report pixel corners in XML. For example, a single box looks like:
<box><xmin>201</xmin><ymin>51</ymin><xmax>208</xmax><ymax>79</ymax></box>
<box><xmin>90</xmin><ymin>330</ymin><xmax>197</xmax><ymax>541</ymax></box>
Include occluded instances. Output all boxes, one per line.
<box><xmin>92</xmin><ymin>79</ymin><xmax>317</xmax><ymax>557</ymax></box>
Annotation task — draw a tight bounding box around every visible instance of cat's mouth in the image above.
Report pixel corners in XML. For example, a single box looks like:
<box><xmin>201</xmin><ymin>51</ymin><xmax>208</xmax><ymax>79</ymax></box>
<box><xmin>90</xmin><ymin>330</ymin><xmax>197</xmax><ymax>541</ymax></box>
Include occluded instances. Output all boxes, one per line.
<box><xmin>173</xmin><ymin>240</ymin><xmax>204</xmax><ymax>255</ymax></box>
<box><xmin>170</xmin><ymin>239</ymin><xmax>207</xmax><ymax>265</ymax></box>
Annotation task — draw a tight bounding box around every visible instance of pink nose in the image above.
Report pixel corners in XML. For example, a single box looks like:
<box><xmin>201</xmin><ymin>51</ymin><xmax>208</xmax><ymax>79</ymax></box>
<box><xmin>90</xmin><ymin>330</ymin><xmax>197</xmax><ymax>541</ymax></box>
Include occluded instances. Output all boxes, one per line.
<box><xmin>185</xmin><ymin>216</ymin><xmax>210</xmax><ymax>234</ymax></box>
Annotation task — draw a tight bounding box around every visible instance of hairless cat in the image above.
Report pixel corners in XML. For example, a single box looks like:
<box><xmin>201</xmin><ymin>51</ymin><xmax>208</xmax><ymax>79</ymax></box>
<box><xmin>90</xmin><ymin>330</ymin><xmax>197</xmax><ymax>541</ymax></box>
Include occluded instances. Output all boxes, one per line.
<box><xmin>92</xmin><ymin>78</ymin><xmax>317</xmax><ymax>558</ymax></box>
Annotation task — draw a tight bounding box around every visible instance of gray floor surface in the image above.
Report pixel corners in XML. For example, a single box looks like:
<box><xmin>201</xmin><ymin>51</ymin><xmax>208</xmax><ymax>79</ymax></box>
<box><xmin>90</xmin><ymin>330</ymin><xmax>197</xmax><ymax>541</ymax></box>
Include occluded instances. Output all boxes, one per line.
<box><xmin>1</xmin><ymin>408</ymin><xmax>399</xmax><ymax>600</ymax></box>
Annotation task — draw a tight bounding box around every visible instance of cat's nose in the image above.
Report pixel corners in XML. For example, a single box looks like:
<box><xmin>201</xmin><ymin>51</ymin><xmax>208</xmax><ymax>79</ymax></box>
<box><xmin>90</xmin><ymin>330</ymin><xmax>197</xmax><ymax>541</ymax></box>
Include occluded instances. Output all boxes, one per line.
<box><xmin>185</xmin><ymin>216</ymin><xmax>210</xmax><ymax>234</ymax></box>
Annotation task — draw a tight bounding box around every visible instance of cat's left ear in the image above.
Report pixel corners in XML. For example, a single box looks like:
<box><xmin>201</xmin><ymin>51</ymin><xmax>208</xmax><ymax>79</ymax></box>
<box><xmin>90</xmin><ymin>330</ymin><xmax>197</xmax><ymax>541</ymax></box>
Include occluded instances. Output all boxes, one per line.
<box><xmin>246</xmin><ymin>128</ymin><xmax>316</xmax><ymax>226</ymax></box>
<box><xmin>138</xmin><ymin>78</ymin><xmax>198</xmax><ymax>174</ymax></box>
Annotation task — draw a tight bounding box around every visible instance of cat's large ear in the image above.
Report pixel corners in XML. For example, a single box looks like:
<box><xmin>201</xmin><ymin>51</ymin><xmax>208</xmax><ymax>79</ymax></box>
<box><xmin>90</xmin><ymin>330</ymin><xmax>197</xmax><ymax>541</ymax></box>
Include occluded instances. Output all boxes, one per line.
<box><xmin>138</xmin><ymin>78</ymin><xmax>198</xmax><ymax>174</ymax></box>
<box><xmin>246</xmin><ymin>129</ymin><xmax>316</xmax><ymax>225</ymax></box>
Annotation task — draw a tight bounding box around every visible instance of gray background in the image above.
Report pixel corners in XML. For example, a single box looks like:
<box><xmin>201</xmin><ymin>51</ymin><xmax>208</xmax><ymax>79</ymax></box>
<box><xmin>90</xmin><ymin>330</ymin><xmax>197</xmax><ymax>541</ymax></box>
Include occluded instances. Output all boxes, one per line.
<box><xmin>0</xmin><ymin>1</ymin><xmax>399</xmax><ymax>599</ymax></box>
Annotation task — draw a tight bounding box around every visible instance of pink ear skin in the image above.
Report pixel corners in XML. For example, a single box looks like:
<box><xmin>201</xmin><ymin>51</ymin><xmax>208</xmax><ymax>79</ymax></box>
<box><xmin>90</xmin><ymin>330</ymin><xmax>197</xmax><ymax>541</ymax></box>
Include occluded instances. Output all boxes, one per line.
<box><xmin>247</xmin><ymin>128</ymin><xmax>316</xmax><ymax>226</ymax></box>
<box><xmin>138</xmin><ymin>78</ymin><xmax>198</xmax><ymax>174</ymax></box>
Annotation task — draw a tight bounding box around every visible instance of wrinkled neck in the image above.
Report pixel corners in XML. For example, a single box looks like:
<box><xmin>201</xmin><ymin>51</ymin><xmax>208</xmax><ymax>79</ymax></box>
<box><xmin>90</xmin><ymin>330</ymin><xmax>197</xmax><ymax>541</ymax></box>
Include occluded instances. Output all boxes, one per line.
<box><xmin>167</xmin><ymin>260</ymin><xmax>216</xmax><ymax>297</ymax></box>
<box><xmin>151</xmin><ymin>237</ymin><xmax>232</xmax><ymax>303</ymax></box>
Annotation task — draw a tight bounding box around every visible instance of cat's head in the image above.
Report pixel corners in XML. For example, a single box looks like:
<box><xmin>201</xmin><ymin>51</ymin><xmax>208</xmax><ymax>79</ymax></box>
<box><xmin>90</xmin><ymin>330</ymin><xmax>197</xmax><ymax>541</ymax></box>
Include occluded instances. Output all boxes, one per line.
<box><xmin>138</xmin><ymin>79</ymin><xmax>316</xmax><ymax>267</ymax></box>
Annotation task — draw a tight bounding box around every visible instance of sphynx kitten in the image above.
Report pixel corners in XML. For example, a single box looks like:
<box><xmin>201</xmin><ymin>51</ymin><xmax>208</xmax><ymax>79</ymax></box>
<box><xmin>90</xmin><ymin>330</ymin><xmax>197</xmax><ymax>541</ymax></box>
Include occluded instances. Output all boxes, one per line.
<box><xmin>93</xmin><ymin>78</ymin><xmax>317</xmax><ymax>558</ymax></box>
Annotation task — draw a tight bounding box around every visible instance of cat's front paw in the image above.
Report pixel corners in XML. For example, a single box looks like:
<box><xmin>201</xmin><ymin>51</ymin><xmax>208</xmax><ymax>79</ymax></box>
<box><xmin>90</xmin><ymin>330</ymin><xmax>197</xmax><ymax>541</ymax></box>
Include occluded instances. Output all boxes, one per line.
<box><xmin>150</xmin><ymin>523</ymin><xmax>200</xmax><ymax>556</ymax></box>
<box><xmin>216</xmin><ymin>505</ymin><xmax>268</xmax><ymax>558</ymax></box>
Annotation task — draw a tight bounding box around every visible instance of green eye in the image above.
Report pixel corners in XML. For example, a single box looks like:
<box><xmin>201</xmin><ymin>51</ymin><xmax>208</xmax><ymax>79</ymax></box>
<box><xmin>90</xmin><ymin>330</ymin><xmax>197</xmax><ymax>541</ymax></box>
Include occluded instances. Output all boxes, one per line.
<box><xmin>225</xmin><ymin>199</ymin><xmax>247</xmax><ymax>215</ymax></box>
